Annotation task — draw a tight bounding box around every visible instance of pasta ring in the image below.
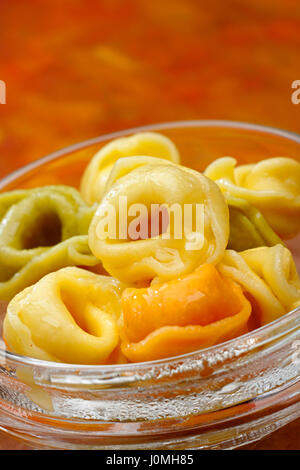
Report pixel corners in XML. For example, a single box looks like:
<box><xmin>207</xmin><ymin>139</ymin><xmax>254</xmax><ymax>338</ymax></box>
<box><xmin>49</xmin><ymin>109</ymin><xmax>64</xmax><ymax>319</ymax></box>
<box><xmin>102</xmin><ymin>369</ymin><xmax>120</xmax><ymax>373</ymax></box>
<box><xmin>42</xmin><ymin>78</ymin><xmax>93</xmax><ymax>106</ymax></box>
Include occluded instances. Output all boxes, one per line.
<box><xmin>105</xmin><ymin>155</ymin><xmax>178</xmax><ymax>193</ymax></box>
<box><xmin>3</xmin><ymin>267</ymin><xmax>124</xmax><ymax>364</ymax></box>
<box><xmin>205</xmin><ymin>156</ymin><xmax>300</xmax><ymax>239</ymax></box>
<box><xmin>80</xmin><ymin>132</ymin><xmax>181</xmax><ymax>204</ymax></box>
<box><xmin>104</xmin><ymin>157</ymin><xmax>282</xmax><ymax>253</ymax></box>
<box><xmin>0</xmin><ymin>186</ymin><xmax>98</xmax><ymax>300</ymax></box>
<box><xmin>89</xmin><ymin>163</ymin><xmax>229</xmax><ymax>284</ymax></box>
<box><xmin>218</xmin><ymin>244</ymin><xmax>300</xmax><ymax>325</ymax></box>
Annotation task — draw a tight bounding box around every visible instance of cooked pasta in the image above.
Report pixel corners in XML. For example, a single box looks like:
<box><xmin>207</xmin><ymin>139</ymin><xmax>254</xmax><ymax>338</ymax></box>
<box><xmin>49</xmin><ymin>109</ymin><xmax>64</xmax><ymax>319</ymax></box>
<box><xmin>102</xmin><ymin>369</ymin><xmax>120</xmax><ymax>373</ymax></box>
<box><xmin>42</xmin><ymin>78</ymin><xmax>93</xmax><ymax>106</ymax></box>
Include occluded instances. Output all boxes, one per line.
<box><xmin>205</xmin><ymin>157</ymin><xmax>300</xmax><ymax>239</ymax></box>
<box><xmin>3</xmin><ymin>267</ymin><xmax>125</xmax><ymax>364</ymax></box>
<box><xmin>2</xmin><ymin>130</ymin><xmax>300</xmax><ymax>366</ymax></box>
<box><xmin>105</xmin><ymin>155</ymin><xmax>178</xmax><ymax>192</ymax></box>
<box><xmin>0</xmin><ymin>186</ymin><xmax>99</xmax><ymax>300</ymax></box>
<box><xmin>226</xmin><ymin>194</ymin><xmax>283</xmax><ymax>251</ymax></box>
<box><xmin>0</xmin><ymin>235</ymin><xmax>99</xmax><ymax>302</ymax></box>
<box><xmin>80</xmin><ymin>132</ymin><xmax>181</xmax><ymax>204</ymax></box>
<box><xmin>93</xmin><ymin>155</ymin><xmax>284</xmax><ymax>270</ymax></box>
<box><xmin>120</xmin><ymin>264</ymin><xmax>251</xmax><ymax>362</ymax></box>
<box><xmin>218</xmin><ymin>244</ymin><xmax>300</xmax><ymax>325</ymax></box>
<box><xmin>89</xmin><ymin>162</ymin><xmax>229</xmax><ymax>284</ymax></box>
<box><xmin>0</xmin><ymin>189</ymin><xmax>28</xmax><ymax>220</ymax></box>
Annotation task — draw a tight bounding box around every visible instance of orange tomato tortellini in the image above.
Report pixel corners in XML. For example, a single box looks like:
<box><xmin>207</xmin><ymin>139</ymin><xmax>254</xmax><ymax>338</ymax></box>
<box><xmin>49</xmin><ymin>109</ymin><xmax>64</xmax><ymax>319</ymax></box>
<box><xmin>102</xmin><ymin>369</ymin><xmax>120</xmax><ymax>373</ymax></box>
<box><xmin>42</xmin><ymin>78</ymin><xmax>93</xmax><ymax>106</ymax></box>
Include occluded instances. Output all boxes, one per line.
<box><xmin>3</xmin><ymin>267</ymin><xmax>125</xmax><ymax>364</ymax></box>
<box><xmin>88</xmin><ymin>162</ymin><xmax>229</xmax><ymax>284</ymax></box>
<box><xmin>80</xmin><ymin>131</ymin><xmax>181</xmax><ymax>204</ymax></box>
<box><xmin>120</xmin><ymin>264</ymin><xmax>252</xmax><ymax>362</ymax></box>
<box><xmin>205</xmin><ymin>157</ymin><xmax>300</xmax><ymax>239</ymax></box>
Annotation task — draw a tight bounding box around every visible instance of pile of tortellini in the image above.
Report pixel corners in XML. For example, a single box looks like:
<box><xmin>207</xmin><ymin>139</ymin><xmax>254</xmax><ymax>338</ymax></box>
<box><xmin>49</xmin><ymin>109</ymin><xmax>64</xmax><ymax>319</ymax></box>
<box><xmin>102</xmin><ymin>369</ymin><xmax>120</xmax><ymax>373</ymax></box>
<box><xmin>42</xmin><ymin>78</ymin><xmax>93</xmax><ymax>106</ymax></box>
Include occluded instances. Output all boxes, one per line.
<box><xmin>3</xmin><ymin>132</ymin><xmax>300</xmax><ymax>364</ymax></box>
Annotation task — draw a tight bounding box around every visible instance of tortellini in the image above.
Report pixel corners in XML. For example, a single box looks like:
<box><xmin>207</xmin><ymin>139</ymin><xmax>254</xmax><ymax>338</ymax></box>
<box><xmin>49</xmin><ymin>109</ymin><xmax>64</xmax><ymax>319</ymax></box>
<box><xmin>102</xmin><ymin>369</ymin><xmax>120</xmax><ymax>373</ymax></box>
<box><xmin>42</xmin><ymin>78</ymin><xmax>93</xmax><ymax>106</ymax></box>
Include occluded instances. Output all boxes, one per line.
<box><xmin>89</xmin><ymin>162</ymin><xmax>229</xmax><ymax>284</ymax></box>
<box><xmin>2</xmin><ymin>129</ymin><xmax>300</xmax><ymax>367</ymax></box>
<box><xmin>103</xmin><ymin>156</ymin><xmax>283</xmax><ymax>254</ymax></box>
<box><xmin>0</xmin><ymin>186</ymin><xmax>99</xmax><ymax>300</ymax></box>
<box><xmin>3</xmin><ymin>267</ymin><xmax>125</xmax><ymax>364</ymax></box>
<box><xmin>0</xmin><ymin>189</ymin><xmax>29</xmax><ymax>221</ymax></box>
<box><xmin>226</xmin><ymin>194</ymin><xmax>283</xmax><ymax>252</ymax></box>
<box><xmin>205</xmin><ymin>157</ymin><xmax>300</xmax><ymax>239</ymax></box>
<box><xmin>105</xmin><ymin>155</ymin><xmax>178</xmax><ymax>192</ymax></box>
<box><xmin>120</xmin><ymin>265</ymin><xmax>251</xmax><ymax>362</ymax></box>
<box><xmin>218</xmin><ymin>244</ymin><xmax>300</xmax><ymax>325</ymax></box>
<box><xmin>80</xmin><ymin>132</ymin><xmax>181</xmax><ymax>204</ymax></box>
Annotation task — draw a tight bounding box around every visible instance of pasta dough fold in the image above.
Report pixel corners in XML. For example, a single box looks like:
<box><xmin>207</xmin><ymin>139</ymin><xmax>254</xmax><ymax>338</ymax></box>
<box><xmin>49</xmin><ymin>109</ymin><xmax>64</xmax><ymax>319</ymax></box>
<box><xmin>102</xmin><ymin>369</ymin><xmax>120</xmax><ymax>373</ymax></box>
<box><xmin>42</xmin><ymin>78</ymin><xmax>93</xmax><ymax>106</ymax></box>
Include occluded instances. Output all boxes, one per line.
<box><xmin>0</xmin><ymin>186</ymin><xmax>99</xmax><ymax>300</ymax></box>
<box><xmin>89</xmin><ymin>163</ymin><xmax>229</xmax><ymax>284</ymax></box>
<box><xmin>120</xmin><ymin>265</ymin><xmax>251</xmax><ymax>362</ymax></box>
<box><xmin>104</xmin><ymin>157</ymin><xmax>282</xmax><ymax>253</ymax></box>
<box><xmin>226</xmin><ymin>194</ymin><xmax>283</xmax><ymax>251</ymax></box>
<box><xmin>3</xmin><ymin>267</ymin><xmax>125</xmax><ymax>364</ymax></box>
<box><xmin>105</xmin><ymin>155</ymin><xmax>178</xmax><ymax>193</ymax></box>
<box><xmin>218</xmin><ymin>244</ymin><xmax>300</xmax><ymax>325</ymax></box>
<box><xmin>205</xmin><ymin>157</ymin><xmax>300</xmax><ymax>239</ymax></box>
<box><xmin>80</xmin><ymin>132</ymin><xmax>181</xmax><ymax>204</ymax></box>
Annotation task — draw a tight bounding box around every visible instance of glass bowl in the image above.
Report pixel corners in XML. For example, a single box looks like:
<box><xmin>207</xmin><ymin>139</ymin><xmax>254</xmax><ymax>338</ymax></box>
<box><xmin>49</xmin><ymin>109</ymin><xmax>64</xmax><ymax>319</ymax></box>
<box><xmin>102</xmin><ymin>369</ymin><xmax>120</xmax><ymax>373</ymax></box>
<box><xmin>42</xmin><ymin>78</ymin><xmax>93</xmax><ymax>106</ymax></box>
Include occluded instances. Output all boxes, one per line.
<box><xmin>0</xmin><ymin>120</ymin><xmax>299</xmax><ymax>450</ymax></box>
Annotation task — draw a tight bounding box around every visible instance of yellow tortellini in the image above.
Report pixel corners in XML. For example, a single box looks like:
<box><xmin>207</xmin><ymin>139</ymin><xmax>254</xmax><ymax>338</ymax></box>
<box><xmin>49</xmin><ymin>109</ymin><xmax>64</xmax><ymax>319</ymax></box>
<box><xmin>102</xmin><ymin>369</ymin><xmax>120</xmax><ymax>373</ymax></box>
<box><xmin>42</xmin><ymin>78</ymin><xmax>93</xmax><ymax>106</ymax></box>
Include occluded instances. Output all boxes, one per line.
<box><xmin>218</xmin><ymin>244</ymin><xmax>300</xmax><ymax>326</ymax></box>
<box><xmin>105</xmin><ymin>155</ymin><xmax>178</xmax><ymax>192</ymax></box>
<box><xmin>3</xmin><ymin>267</ymin><xmax>125</xmax><ymax>364</ymax></box>
<box><xmin>89</xmin><ymin>161</ymin><xmax>229</xmax><ymax>284</ymax></box>
<box><xmin>0</xmin><ymin>186</ymin><xmax>99</xmax><ymax>301</ymax></box>
<box><xmin>80</xmin><ymin>132</ymin><xmax>181</xmax><ymax>204</ymax></box>
<box><xmin>205</xmin><ymin>157</ymin><xmax>300</xmax><ymax>239</ymax></box>
<box><xmin>2</xmin><ymin>128</ymin><xmax>300</xmax><ymax>367</ymax></box>
<box><xmin>104</xmin><ymin>157</ymin><xmax>283</xmax><ymax>254</ymax></box>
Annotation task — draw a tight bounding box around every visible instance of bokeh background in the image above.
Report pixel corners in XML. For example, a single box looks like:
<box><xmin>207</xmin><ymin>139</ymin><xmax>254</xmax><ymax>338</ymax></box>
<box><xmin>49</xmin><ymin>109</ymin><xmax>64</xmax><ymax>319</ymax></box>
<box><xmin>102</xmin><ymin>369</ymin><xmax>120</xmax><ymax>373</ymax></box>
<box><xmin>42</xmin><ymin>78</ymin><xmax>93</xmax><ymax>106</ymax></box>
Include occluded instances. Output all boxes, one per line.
<box><xmin>0</xmin><ymin>0</ymin><xmax>300</xmax><ymax>450</ymax></box>
<box><xmin>1</xmin><ymin>0</ymin><xmax>300</xmax><ymax>179</ymax></box>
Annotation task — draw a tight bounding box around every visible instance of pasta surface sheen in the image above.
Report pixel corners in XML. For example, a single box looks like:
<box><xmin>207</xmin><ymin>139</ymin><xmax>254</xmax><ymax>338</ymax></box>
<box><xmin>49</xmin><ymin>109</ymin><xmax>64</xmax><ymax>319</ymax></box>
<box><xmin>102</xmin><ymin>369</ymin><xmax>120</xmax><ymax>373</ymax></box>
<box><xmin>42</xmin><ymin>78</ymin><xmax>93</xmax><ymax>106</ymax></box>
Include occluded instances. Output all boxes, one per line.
<box><xmin>89</xmin><ymin>162</ymin><xmax>229</xmax><ymax>284</ymax></box>
<box><xmin>2</xmin><ymin>131</ymin><xmax>300</xmax><ymax>366</ymax></box>
<box><xmin>80</xmin><ymin>132</ymin><xmax>181</xmax><ymax>204</ymax></box>
<box><xmin>0</xmin><ymin>186</ymin><xmax>99</xmax><ymax>300</ymax></box>
<box><xmin>120</xmin><ymin>265</ymin><xmax>251</xmax><ymax>362</ymax></box>
<box><xmin>226</xmin><ymin>194</ymin><xmax>283</xmax><ymax>251</ymax></box>
<box><xmin>3</xmin><ymin>267</ymin><xmax>125</xmax><ymax>364</ymax></box>
<box><xmin>218</xmin><ymin>244</ymin><xmax>300</xmax><ymax>325</ymax></box>
<box><xmin>205</xmin><ymin>156</ymin><xmax>300</xmax><ymax>239</ymax></box>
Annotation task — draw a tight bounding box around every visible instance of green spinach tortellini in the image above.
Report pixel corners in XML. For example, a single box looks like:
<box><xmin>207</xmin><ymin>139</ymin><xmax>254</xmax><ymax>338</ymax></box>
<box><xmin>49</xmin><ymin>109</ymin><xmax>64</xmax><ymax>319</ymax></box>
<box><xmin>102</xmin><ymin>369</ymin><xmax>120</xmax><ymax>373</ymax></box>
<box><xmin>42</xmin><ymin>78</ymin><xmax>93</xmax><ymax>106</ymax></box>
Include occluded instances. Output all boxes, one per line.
<box><xmin>0</xmin><ymin>185</ymin><xmax>99</xmax><ymax>300</ymax></box>
<box><xmin>226</xmin><ymin>194</ymin><xmax>284</xmax><ymax>252</ymax></box>
<box><xmin>89</xmin><ymin>162</ymin><xmax>229</xmax><ymax>284</ymax></box>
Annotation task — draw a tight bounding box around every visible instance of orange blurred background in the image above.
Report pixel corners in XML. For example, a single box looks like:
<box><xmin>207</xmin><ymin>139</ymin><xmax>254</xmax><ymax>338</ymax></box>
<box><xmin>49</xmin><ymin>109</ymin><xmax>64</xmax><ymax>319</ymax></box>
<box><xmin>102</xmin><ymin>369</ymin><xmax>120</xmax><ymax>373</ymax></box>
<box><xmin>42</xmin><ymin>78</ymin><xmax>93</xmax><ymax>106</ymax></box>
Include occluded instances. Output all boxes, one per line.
<box><xmin>0</xmin><ymin>0</ymin><xmax>300</xmax><ymax>450</ymax></box>
<box><xmin>0</xmin><ymin>0</ymin><xmax>300</xmax><ymax>180</ymax></box>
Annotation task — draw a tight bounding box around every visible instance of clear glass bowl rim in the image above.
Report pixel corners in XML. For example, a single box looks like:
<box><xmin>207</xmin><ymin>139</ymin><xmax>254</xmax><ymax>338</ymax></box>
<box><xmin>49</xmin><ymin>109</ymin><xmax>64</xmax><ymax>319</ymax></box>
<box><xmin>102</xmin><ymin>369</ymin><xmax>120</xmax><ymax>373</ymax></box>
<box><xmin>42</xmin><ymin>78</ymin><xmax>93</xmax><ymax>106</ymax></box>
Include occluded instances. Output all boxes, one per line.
<box><xmin>0</xmin><ymin>118</ymin><xmax>299</xmax><ymax>375</ymax></box>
